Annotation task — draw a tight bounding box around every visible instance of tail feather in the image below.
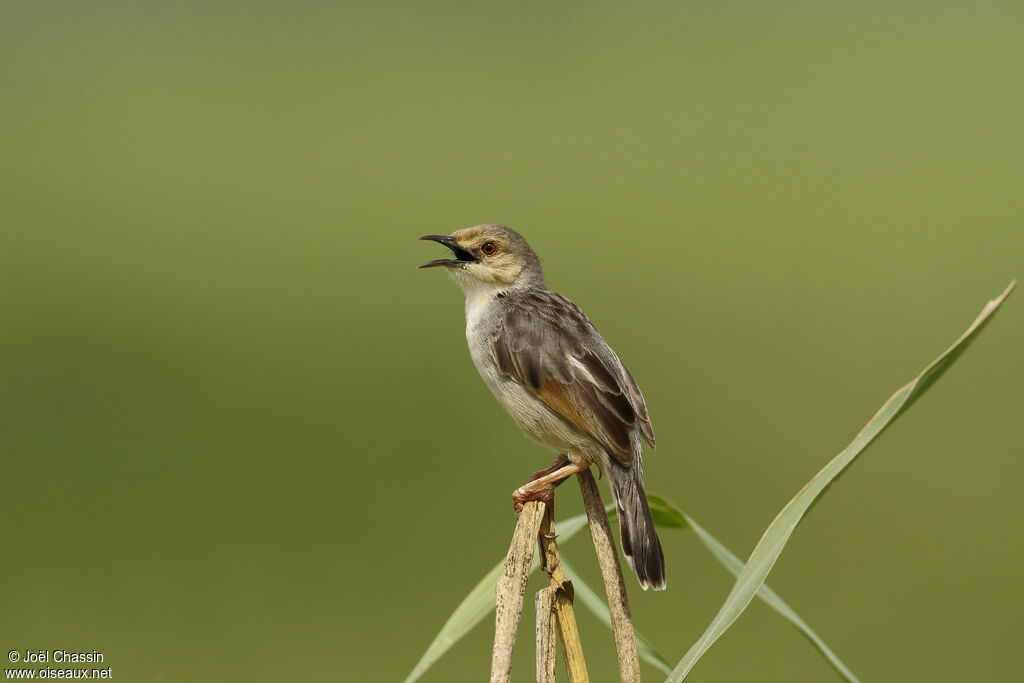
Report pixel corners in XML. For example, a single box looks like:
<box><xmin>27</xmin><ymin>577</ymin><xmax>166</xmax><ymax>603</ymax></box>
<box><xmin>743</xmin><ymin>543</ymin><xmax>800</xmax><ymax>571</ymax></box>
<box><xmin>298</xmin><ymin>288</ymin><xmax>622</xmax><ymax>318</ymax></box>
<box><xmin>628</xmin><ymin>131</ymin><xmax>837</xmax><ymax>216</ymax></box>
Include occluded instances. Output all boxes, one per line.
<box><xmin>608</xmin><ymin>456</ymin><xmax>666</xmax><ymax>591</ymax></box>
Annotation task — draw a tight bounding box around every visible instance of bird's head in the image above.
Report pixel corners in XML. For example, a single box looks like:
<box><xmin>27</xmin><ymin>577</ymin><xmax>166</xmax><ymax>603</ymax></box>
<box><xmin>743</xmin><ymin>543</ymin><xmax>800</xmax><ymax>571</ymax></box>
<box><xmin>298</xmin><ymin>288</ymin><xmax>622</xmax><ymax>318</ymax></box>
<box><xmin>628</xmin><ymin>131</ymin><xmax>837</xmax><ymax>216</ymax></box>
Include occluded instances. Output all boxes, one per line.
<box><xmin>419</xmin><ymin>224</ymin><xmax>544</xmax><ymax>291</ymax></box>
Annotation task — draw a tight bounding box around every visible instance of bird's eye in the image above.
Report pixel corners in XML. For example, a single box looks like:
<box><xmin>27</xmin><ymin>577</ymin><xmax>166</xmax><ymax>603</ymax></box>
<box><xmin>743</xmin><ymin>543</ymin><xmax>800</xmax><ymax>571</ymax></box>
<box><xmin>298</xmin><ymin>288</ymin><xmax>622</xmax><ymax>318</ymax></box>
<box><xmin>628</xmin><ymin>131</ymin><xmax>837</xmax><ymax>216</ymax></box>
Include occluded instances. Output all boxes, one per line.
<box><xmin>481</xmin><ymin>242</ymin><xmax>497</xmax><ymax>256</ymax></box>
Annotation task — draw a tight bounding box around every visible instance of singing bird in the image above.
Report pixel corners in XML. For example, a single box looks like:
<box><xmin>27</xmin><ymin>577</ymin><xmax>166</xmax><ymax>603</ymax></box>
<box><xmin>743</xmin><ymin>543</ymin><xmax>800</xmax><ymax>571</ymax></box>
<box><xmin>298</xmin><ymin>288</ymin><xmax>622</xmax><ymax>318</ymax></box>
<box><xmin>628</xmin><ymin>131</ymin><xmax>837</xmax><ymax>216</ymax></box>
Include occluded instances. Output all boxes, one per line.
<box><xmin>419</xmin><ymin>224</ymin><xmax>665</xmax><ymax>590</ymax></box>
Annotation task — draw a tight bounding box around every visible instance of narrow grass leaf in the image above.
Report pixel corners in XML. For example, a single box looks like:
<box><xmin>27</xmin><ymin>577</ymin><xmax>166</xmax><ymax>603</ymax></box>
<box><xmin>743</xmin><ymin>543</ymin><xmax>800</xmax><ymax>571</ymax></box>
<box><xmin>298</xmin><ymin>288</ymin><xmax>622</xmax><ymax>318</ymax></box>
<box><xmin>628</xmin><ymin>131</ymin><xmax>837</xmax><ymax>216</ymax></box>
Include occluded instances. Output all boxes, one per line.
<box><xmin>609</xmin><ymin>493</ymin><xmax>860</xmax><ymax>679</ymax></box>
<box><xmin>648</xmin><ymin>493</ymin><xmax>688</xmax><ymax>529</ymax></box>
<box><xmin>561</xmin><ymin>556</ymin><xmax>674</xmax><ymax>674</ymax></box>
<box><xmin>667</xmin><ymin>281</ymin><xmax>1016</xmax><ymax>682</ymax></box>
<box><xmin>651</xmin><ymin>493</ymin><xmax>861</xmax><ymax>682</ymax></box>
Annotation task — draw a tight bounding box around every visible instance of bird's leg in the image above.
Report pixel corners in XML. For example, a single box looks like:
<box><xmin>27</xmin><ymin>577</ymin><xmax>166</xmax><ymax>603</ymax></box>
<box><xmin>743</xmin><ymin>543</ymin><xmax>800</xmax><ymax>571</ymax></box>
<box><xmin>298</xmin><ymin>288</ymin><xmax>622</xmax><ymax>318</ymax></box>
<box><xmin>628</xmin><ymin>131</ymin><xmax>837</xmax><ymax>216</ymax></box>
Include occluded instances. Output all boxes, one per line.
<box><xmin>512</xmin><ymin>454</ymin><xmax>572</xmax><ymax>515</ymax></box>
<box><xmin>527</xmin><ymin>454</ymin><xmax>571</xmax><ymax>483</ymax></box>
<box><xmin>513</xmin><ymin>461</ymin><xmax>588</xmax><ymax>513</ymax></box>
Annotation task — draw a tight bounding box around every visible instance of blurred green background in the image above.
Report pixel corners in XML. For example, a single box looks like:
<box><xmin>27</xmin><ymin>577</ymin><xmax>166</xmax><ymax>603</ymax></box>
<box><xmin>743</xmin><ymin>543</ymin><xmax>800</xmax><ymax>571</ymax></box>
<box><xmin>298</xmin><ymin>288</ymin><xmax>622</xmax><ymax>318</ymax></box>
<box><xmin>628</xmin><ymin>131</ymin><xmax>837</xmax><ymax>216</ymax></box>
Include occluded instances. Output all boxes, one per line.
<box><xmin>1</xmin><ymin>1</ymin><xmax>1021</xmax><ymax>681</ymax></box>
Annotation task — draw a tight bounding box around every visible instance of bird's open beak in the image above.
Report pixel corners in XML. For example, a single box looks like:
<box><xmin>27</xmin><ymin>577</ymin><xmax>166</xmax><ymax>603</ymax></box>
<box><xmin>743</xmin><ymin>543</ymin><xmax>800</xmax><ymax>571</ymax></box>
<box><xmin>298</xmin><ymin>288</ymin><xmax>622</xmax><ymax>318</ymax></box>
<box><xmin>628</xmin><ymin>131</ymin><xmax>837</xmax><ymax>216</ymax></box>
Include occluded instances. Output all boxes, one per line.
<box><xmin>418</xmin><ymin>235</ymin><xmax>477</xmax><ymax>269</ymax></box>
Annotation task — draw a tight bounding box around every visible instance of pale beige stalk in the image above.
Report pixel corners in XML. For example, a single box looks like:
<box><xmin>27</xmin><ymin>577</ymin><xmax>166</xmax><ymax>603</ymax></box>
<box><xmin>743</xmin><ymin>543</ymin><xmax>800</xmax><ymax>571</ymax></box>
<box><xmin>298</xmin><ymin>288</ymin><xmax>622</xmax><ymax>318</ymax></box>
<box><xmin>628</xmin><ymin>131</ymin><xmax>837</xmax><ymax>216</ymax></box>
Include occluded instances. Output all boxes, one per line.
<box><xmin>579</xmin><ymin>469</ymin><xmax>641</xmax><ymax>681</ymax></box>
<box><xmin>491</xmin><ymin>500</ymin><xmax>545</xmax><ymax>683</ymax></box>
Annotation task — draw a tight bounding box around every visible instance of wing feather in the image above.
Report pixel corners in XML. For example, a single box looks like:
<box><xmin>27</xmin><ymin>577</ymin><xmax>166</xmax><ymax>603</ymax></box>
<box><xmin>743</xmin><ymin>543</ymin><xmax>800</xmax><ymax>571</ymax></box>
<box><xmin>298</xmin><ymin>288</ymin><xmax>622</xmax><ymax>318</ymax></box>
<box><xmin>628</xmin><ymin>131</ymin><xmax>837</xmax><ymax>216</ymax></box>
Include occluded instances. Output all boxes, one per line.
<box><xmin>490</xmin><ymin>291</ymin><xmax>655</xmax><ymax>465</ymax></box>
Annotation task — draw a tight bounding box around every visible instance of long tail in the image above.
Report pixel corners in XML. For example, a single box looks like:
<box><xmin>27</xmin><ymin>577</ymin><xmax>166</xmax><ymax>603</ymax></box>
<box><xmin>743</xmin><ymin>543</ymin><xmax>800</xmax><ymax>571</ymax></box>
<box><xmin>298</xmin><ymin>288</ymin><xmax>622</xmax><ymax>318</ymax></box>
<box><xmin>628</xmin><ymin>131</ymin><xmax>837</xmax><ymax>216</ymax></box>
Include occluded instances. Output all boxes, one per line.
<box><xmin>607</xmin><ymin>456</ymin><xmax>666</xmax><ymax>591</ymax></box>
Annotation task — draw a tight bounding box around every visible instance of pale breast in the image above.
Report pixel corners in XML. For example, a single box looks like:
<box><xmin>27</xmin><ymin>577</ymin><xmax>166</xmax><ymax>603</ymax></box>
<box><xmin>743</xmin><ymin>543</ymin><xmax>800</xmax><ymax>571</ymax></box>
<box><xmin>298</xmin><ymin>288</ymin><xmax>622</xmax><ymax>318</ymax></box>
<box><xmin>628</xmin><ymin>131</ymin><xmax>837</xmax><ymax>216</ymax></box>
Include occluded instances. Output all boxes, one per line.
<box><xmin>466</xmin><ymin>304</ymin><xmax>594</xmax><ymax>457</ymax></box>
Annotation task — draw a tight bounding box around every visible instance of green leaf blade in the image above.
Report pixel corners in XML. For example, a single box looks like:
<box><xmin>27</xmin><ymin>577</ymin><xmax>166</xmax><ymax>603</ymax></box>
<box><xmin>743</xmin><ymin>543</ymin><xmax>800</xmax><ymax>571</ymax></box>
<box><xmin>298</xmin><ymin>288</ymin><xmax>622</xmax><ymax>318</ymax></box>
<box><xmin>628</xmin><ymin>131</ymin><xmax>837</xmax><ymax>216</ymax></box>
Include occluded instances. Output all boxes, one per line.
<box><xmin>667</xmin><ymin>281</ymin><xmax>1015</xmax><ymax>682</ymax></box>
<box><xmin>683</xmin><ymin>511</ymin><xmax>862</xmax><ymax>683</ymax></box>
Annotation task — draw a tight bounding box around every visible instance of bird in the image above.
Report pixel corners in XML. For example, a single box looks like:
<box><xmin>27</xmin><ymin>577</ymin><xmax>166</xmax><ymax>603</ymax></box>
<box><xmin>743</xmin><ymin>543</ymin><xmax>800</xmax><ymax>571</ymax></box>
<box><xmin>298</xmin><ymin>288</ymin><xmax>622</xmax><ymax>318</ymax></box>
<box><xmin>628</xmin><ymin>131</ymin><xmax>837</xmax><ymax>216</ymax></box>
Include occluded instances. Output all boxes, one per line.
<box><xmin>418</xmin><ymin>224</ymin><xmax>665</xmax><ymax>591</ymax></box>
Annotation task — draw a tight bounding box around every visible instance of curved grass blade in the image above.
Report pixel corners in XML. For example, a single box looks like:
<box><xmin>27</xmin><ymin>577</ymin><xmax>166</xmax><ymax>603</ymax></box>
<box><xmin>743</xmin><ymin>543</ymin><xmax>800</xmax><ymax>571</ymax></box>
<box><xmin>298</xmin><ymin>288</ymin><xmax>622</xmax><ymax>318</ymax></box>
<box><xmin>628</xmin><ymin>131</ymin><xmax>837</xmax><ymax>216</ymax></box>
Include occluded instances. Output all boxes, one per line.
<box><xmin>611</xmin><ymin>493</ymin><xmax>859</xmax><ymax>680</ymax></box>
<box><xmin>561</xmin><ymin>556</ymin><xmax>674</xmax><ymax>674</ymax></box>
<box><xmin>647</xmin><ymin>494</ymin><xmax>861</xmax><ymax>682</ymax></box>
<box><xmin>403</xmin><ymin>512</ymin><xmax>592</xmax><ymax>683</ymax></box>
<box><xmin>667</xmin><ymin>281</ymin><xmax>1016</xmax><ymax>682</ymax></box>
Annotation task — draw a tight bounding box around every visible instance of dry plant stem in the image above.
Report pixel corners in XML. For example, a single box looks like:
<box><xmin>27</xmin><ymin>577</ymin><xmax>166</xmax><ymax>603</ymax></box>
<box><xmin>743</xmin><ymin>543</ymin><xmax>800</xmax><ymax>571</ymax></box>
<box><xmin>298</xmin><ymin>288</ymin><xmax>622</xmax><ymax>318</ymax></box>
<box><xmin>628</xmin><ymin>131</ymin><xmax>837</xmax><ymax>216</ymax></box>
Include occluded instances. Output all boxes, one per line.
<box><xmin>539</xmin><ymin>504</ymin><xmax>590</xmax><ymax>682</ymax></box>
<box><xmin>535</xmin><ymin>586</ymin><xmax>558</xmax><ymax>683</ymax></box>
<box><xmin>491</xmin><ymin>499</ymin><xmax>546</xmax><ymax>683</ymax></box>
<box><xmin>578</xmin><ymin>468</ymin><xmax>641</xmax><ymax>682</ymax></box>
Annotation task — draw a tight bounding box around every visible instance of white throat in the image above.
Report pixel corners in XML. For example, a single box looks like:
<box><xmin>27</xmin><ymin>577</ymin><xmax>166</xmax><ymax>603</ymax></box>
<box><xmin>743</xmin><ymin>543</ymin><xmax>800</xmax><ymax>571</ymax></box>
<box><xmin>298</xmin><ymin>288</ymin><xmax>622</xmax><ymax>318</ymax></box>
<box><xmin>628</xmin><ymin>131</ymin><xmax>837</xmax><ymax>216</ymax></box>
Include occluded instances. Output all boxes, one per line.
<box><xmin>448</xmin><ymin>266</ymin><xmax>511</xmax><ymax>329</ymax></box>
<box><xmin>458</xmin><ymin>278</ymin><xmax>507</xmax><ymax>331</ymax></box>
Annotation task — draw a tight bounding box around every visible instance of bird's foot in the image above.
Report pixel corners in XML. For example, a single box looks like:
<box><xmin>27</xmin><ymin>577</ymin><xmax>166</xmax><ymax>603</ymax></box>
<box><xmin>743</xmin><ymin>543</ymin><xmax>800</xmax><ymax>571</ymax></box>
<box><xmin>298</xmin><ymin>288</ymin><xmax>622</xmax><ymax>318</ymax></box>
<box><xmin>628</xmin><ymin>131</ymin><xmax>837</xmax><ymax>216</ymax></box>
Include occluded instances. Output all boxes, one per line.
<box><xmin>511</xmin><ymin>459</ymin><xmax>589</xmax><ymax>514</ymax></box>
<box><xmin>512</xmin><ymin>485</ymin><xmax>555</xmax><ymax>515</ymax></box>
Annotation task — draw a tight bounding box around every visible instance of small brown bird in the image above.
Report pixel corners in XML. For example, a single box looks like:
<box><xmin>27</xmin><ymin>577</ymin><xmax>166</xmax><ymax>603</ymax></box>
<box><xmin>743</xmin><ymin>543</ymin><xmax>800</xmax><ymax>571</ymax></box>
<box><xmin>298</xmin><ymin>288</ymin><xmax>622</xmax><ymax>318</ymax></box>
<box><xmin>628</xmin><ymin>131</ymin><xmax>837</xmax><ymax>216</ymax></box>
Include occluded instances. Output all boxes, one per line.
<box><xmin>420</xmin><ymin>224</ymin><xmax>665</xmax><ymax>590</ymax></box>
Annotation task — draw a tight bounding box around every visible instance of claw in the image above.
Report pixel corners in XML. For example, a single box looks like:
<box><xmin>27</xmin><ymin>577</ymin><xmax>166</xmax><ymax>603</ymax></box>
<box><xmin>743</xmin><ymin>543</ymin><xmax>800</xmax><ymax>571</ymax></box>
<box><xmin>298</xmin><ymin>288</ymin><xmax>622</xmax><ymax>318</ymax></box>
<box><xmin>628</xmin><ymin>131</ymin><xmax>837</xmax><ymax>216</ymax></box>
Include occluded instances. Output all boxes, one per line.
<box><xmin>512</xmin><ymin>485</ymin><xmax>554</xmax><ymax>514</ymax></box>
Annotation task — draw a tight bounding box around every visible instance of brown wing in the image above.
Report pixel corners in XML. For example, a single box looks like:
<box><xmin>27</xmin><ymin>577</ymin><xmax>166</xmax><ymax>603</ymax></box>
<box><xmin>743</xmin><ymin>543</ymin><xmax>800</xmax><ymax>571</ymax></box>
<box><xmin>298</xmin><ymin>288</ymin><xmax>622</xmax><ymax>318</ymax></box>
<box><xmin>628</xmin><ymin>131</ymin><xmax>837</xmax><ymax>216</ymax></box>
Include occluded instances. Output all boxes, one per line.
<box><xmin>491</xmin><ymin>290</ymin><xmax>655</xmax><ymax>465</ymax></box>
